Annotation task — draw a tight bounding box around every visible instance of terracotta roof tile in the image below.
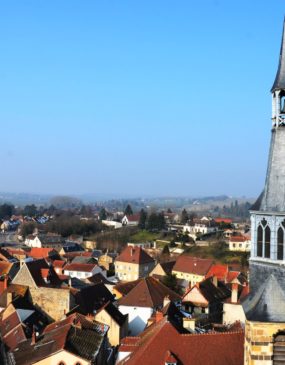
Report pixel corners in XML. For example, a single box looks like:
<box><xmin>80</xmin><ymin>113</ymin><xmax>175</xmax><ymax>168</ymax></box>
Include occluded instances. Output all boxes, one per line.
<box><xmin>64</xmin><ymin>263</ymin><xmax>97</xmax><ymax>273</ymax></box>
<box><xmin>27</xmin><ymin>248</ymin><xmax>57</xmax><ymax>259</ymax></box>
<box><xmin>173</xmin><ymin>256</ymin><xmax>213</xmax><ymax>276</ymax></box>
<box><xmin>119</xmin><ymin>277</ymin><xmax>181</xmax><ymax>308</ymax></box>
<box><xmin>206</xmin><ymin>264</ymin><xmax>228</xmax><ymax>281</ymax></box>
<box><xmin>118</xmin><ymin>317</ymin><xmax>244</xmax><ymax>365</ymax></box>
<box><xmin>116</xmin><ymin>246</ymin><xmax>155</xmax><ymax>265</ymax></box>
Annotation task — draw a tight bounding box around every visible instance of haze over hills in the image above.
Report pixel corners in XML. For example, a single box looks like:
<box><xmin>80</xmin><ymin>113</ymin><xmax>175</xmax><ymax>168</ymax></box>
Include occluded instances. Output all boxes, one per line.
<box><xmin>0</xmin><ymin>191</ymin><xmax>255</xmax><ymax>209</ymax></box>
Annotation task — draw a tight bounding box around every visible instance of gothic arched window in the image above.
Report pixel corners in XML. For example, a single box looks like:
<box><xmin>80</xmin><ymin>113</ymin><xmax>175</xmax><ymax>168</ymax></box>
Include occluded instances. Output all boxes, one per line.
<box><xmin>278</xmin><ymin>226</ymin><xmax>284</xmax><ymax>260</ymax></box>
<box><xmin>265</xmin><ymin>225</ymin><xmax>271</xmax><ymax>258</ymax></box>
<box><xmin>257</xmin><ymin>225</ymin><xmax>263</xmax><ymax>257</ymax></box>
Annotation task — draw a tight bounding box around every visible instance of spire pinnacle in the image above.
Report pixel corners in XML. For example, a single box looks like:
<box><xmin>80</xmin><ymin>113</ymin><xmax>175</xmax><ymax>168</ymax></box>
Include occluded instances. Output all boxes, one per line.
<box><xmin>271</xmin><ymin>18</ymin><xmax>285</xmax><ymax>92</ymax></box>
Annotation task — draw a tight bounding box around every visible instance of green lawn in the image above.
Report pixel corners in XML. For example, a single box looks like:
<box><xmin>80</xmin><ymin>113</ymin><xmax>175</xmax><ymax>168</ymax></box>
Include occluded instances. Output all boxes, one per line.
<box><xmin>129</xmin><ymin>230</ymin><xmax>161</xmax><ymax>243</ymax></box>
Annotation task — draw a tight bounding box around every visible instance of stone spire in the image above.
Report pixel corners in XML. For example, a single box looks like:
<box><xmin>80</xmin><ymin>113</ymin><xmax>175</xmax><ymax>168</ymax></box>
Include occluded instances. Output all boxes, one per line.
<box><xmin>252</xmin><ymin>19</ymin><xmax>285</xmax><ymax>212</ymax></box>
<box><xmin>272</xmin><ymin>18</ymin><xmax>285</xmax><ymax>92</ymax></box>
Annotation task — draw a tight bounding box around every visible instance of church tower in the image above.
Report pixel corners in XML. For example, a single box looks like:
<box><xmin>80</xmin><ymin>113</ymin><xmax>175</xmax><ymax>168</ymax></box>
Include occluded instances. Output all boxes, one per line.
<box><xmin>243</xmin><ymin>20</ymin><xmax>285</xmax><ymax>365</ymax></box>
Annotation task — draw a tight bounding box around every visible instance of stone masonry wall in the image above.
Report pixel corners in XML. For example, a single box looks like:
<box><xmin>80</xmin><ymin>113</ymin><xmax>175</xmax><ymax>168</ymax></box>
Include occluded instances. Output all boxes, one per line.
<box><xmin>245</xmin><ymin>320</ymin><xmax>285</xmax><ymax>365</ymax></box>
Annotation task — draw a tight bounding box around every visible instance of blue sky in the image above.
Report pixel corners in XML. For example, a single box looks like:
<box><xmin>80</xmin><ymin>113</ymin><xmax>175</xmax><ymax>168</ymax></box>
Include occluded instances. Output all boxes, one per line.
<box><xmin>0</xmin><ymin>0</ymin><xmax>284</xmax><ymax>197</ymax></box>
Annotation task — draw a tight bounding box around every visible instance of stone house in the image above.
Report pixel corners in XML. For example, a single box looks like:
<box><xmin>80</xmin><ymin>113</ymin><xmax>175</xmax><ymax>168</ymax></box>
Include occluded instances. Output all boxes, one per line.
<box><xmin>115</xmin><ymin>246</ymin><xmax>155</xmax><ymax>282</ymax></box>
<box><xmin>94</xmin><ymin>301</ymin><xmax>128</xmax><ymax>346</ymax></box>
<box><xmin>172</xmin><ymin>255</ymin><xmax>213</xmax><ymax>286</ymax></box>
<box><xmin>8</xmin><ymin>313</ymin><xmax>109</xmax><ymax>365</ymax></box>
<box><xmin>118</xmin><ymin>277</ymin><xmax>181</xmax><ymax>335</ymax></box>
<box><xmin>12</xmin><ymin>259</ymin><xmax>75</xmax><ymax>321</ymax></box>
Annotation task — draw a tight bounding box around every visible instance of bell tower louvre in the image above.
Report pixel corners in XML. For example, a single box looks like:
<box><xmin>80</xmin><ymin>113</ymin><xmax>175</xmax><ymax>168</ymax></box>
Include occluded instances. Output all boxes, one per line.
<box><xmin>243</xmin><ymin>19</ymin><xmax>285</xmax><ymax>365</ymax></box>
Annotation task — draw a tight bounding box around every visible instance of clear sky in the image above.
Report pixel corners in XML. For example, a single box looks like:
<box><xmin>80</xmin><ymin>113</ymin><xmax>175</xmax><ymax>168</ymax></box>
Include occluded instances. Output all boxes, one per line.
<box><xmin>0</xmin><ymin>1</ymin><xmax>284</xmax><ymax>198</ymax></box>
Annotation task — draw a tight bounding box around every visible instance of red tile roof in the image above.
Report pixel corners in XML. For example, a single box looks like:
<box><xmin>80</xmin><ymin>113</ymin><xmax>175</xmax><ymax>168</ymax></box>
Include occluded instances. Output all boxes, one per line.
<box><xmin>118</xmin><ymin>277</ymin><xmax>181</xmax><ymax>308</ymax></box>
<box><xmin>27</xmin><ymin>248</ymin><xmax>55</xmax><ymax>259</ymax></box>
<box><xmin>126</xmin><ymin>214</ymin><xmax>140</xmax><ymax>222</ymax></box>
<box><xmin>173</xmin><ymin>256</ymin><xmax>213</xmax><ymax>276</ymax></box>
<box><xmin>52</xmin><ymin>260</ymin><xmax>66</xmax><ymax>268</ymax></box>
<box><xmin>226</xmin><ymin>271</ymin><xmax>240</xmax><ymax>283</ymax></box>
<box><xmin>64</xmin><ymin>263</ymin><xmax>97</xmax><ymax>273</ymax></box>
<box><xmin>230</xmin><ymin>236</ymin><xmax>248</xmax><ymax>242</ymax></box>
<box><xmin>118</xmin><ymin>317</ymin><xmax>244</xmax><ymax>365</ymax></box>
<box><xmin>116</xmin><ymin>246</ymin><xmax>155</xmax><ymax>265</ymax></box>
<box><xmin>214</xmin><ymin>218</ymin><xmax>233</xmax><ymax>224</ymax></box>
<box><xmin>0</xmin><ymin>261</ymin><xmax>13</xmax><ymax>276</ymax></box>
<box><xmin>206</xmin><ymin>264</ymin><xmax>228</xmax><ymax>280</ymax></box>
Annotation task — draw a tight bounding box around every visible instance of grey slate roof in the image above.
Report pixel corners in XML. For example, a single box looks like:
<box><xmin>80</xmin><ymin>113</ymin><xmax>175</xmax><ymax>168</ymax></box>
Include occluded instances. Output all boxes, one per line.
<box><xmin>272</xmin><ymin>19</ymin><xmax>285</xmax><ymax>91</ymax></box>
<box><xmin>242</xmin><ymin>274</ymin><xmax>285</xmax><ymax>322</ymax></box>
<box><xmin>253</xmin><ymin>128</ymin><xmax>285</xmax><ymax>212</ymax></box>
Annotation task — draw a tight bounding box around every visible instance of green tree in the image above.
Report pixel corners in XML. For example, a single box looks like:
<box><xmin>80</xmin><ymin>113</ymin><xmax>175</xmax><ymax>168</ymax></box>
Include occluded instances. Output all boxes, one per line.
<box><xmin>147</xmin><ymin>212</ymin><xmax>166</xmax><ymax>231</ymax></box>
<box><xmin>0</xmin><ymin>204</ymin><xmax>15</xmax><ymax>220</ymax></box>
<box><xmin>99</xmin><ymin>208</ymin><xmax>107</xmax><ymax>220</ymax></box>
<box><xmin>23</xmin><ymin>204</ymin><xmax>38</xmax><ymax>217</ymax></box>
<box><xmin>124</xmin><ymin>204</ymin><xmax>133</xmax><ymax>216</ymax></box>
<box><xmin>21</xmin><ymin>222</ymin><xmax>36</xmax><ymax>237</ymax></box>
<box><xmin>162</xmin><ymin>274</ymin><xmax>178</xmax><ymax>292</ymax></box>
<box><xmin>138</xmin><ymin>209</ymin><xmax>147</xmax><ymax>229</ymax></box>
<box><xmin>180</xmin><ymin>209</ymin><xmax>189</xmax><ymax>224</ymax></box>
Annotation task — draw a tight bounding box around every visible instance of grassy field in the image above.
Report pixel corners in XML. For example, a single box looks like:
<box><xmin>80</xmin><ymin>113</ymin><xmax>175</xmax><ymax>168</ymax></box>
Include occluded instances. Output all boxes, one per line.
<box><xmin>184</xmin><ymin>242</ymin><xmax>249</xmax><ymax>268</ymax></box>
<box><xmin>128</xmin><ymin>230</ymin><xmax>161</xmax><ymax>243</ymax></box>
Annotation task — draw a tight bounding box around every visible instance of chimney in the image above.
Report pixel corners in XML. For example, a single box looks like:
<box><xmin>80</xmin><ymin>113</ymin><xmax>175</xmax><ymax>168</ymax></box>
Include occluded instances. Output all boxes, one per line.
<box><xmin>6</xmin><ymin>292</ymin><xmax>12</xmax><ymax>306</ymax></box>
<box><xmin>155</xmin><ymin>311</ymin><xmax>163</xmax><ymax>323</ymax></box>
<box><xmin>3</xmin><ymin>276</ymin><xmax>7</xmax><ymax>290</ymax></box>
<box><xmin>130</xmin><ymin>248</ymin><xmax>133</xmax><ymax>256</ymax></box>
<box><xmin>163</xmin><ymin>295</ymin><xmax>170</xmax><ymax>308</ymax></box>
<box><xmin>183</xmin><ymin>317</ymin><xmax>195</xmax><ymax>332</ymax></box>
<box><xmin>212</xmin><ymin>275</ymin><xmax>218</xmax><ymax>287</ymax></box>
<box><xmin>68</xmin><ymin>277</ymin><xmax>72</xmax><ymax>287</ymax></box>
<box><xmin>231</xmin><ymin>283</ymin><xmax>238</xmax><ymax>303</ymax></box>
<box><xmin>31</xmin><ymin>327</ymin><xmax>37</xmax><ymax>345</ymax></box>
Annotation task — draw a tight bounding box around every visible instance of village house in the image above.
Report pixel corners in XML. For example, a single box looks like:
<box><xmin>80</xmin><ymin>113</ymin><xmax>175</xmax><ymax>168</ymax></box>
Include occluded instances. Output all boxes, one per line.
<box><xmin>149</xmin><ymin>261</ymin><xmax>176</xmax><ymax>280</ymax></box>
<box><xmin>115</xmin><ymin>246</ymin><xmax>155</xmax><ymax>282</ymax></box>
<box><xmin>183</xmin><ymin>216</ymin><xmax>218</xmax><ymax>235</ymax></box>
<box><xmin>172</xmin><ymin>255</ymin><xmax>213</xmax><ymax>286</ymax></box>
<box><xmin>228</xmin><ymin>234</ymin><xmax>251</xmax><ymax>252</ymax></box>
<box><xmin>94</xmin><ymin>301</ymin><xmax>128</xmax><ymax>346</ymax></box>
<box><xmin>0</xmin><ymin>291</ymin><xmax>49</xmax><ymax>351</ymax></box>
<box><xmin>182</xmin><ymin>277</ymin><xmax>231</xmax><ymax>323</ymax></box>
<box><xmin>98</xmin><ymin>252</ymin><xmax>114</xmax><ymax>271</ymax></box>
<box><xmin>118</xmin><ymin>276</ymin><xmax>181</xmax><ymax>335</ymax></box>
<box><xmin>8</xmin><ymin>312</ymin><xmax>109</xmax><ymax>365</ymax></box>
<box><xmin>63</xmin><ymin>262</ymin><xmax>103</xmax><ymax>279</ymax></box>
<box><xmin>12</xmin><ymin>259</ymin><xmax>74</xmax><ymax>321</ymax></box>
<box><xmin>52</xmin><ymin>260</ymin><xmax>66</xmax><ymax>275</ymax></box>
<box><xmin>121</xmin><ymin>213</ymin><xmax>140</xmax><ymax>226</ymax></box>
<box><xmin>116</xmin><ymin>314</ymin><xmax>244</xmax><ymax>365</ymax></box>
<box><xmin>102</xmin><ymin>219</ymin><xmax>123</xmax><ymax>229</ymax></box>
<box><xmin>26</xmin><ymin>247</ymin><xmax>59</xmax><ymax>260</ymax></box>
